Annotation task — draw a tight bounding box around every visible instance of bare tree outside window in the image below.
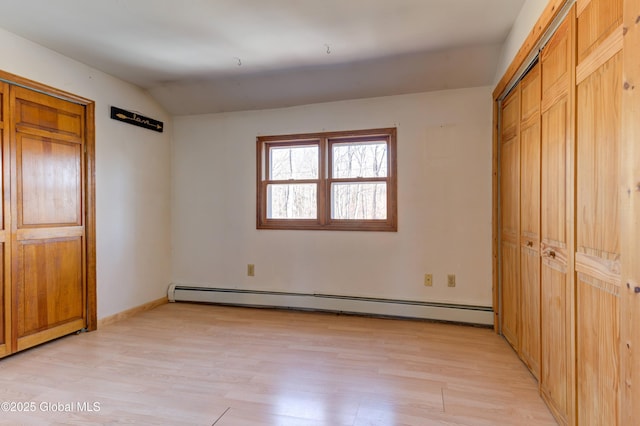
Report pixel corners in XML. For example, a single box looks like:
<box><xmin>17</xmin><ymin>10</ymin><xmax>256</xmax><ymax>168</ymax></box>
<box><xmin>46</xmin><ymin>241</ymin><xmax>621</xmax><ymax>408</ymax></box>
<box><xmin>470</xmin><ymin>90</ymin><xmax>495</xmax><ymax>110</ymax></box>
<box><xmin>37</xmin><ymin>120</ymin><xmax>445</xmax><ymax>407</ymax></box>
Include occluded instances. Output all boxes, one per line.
<box><xmin>331</xmin><ymin>141</ymin><xmax>387</xmax><ymax>220</ymax></box>
<box><xmin>267</xmin><ymin>145</ymin><xmax>318</xmax><ymax>219</ymax></box>
<box><xmin>257</xmin><ymin>128</ymin><xmax>397</xmax><ymax>231</ymax></box>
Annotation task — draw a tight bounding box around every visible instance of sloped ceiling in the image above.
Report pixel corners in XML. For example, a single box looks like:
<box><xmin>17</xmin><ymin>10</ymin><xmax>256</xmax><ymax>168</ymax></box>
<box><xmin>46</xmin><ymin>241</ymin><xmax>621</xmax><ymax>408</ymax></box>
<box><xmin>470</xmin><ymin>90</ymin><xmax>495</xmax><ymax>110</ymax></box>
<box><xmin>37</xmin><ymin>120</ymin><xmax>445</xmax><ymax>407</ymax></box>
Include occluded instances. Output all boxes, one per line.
<box><xmin>0</xmin><ymin>0</ymin><xmax>525</xmax><ymax>115</ymax></box>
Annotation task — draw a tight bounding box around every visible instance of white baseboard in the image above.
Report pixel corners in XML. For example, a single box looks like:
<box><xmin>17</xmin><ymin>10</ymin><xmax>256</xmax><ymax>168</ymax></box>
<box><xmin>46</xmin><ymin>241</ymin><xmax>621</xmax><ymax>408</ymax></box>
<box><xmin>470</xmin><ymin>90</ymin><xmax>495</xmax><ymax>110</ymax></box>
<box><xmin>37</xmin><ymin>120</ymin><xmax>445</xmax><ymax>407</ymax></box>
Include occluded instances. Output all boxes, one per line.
<box><xmin>168</xmin><ymin>285</ymin><xmax>493</xmax><ymax>326</ymax></box>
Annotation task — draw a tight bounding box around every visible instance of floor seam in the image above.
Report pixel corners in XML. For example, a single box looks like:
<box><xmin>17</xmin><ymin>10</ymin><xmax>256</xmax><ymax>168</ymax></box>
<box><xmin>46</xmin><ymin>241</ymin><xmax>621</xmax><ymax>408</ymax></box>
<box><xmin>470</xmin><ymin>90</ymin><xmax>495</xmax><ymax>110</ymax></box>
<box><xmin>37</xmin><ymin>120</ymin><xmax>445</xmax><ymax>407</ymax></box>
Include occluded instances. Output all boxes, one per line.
<box><xmin>212</xmin><ymin>406</ymin><xmax>231</xmax><ymax>425</ymax></box>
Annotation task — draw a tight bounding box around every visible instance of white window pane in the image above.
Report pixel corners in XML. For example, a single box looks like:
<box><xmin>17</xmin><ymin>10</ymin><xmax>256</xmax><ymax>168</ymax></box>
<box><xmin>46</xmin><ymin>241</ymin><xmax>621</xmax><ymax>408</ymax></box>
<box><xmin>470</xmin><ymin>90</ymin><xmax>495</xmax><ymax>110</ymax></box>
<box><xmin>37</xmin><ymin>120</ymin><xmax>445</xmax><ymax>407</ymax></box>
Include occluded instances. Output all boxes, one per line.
<box><xmin>267</xmin><ymin>184</ymin><xmax>317</xmax><ymax>219</ymax></box>
<box><xmin>270</xmin><ymin>146</ymin><xmax>318</xmax><ymax>180</ymax></box>
<box><xmin>331</xmin><ymin>182</ymin><xmax>387</xmax><ymax>220</ymax></box>
<box><xmin>332</xmin><ymin>142</ymin><xmax>387</xmax><ymax>178</ymax></box>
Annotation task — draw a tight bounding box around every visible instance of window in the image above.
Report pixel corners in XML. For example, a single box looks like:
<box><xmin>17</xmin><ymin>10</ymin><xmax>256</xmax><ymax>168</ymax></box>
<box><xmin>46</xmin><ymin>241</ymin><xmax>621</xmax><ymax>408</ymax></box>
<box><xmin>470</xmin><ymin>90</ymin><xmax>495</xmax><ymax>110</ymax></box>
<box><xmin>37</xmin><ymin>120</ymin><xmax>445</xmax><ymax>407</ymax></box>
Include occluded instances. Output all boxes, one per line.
<box><xmin>257</xmin><ymin>128</ymin><xmax>397</xmax><ymax>231</ymax></box>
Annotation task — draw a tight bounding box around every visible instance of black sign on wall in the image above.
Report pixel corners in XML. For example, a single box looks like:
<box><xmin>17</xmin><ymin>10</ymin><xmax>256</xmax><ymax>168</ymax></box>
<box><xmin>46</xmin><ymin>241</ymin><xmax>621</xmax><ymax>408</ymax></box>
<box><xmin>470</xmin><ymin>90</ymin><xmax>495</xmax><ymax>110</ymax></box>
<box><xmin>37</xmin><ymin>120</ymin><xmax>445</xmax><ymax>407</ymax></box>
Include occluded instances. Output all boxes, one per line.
<box><xmin>110</xmin><ymin>106</ymin><xmax>164</xmax><ymax>133</ymax></box>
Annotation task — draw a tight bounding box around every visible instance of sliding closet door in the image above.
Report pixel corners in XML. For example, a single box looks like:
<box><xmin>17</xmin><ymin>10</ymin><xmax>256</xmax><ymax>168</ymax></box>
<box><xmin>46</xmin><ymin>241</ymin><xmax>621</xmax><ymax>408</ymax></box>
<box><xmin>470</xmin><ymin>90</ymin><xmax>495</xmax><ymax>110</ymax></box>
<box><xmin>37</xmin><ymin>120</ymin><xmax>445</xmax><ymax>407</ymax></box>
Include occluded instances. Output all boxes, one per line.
<box><xmin>500</xmin><ymin>87</ymin><xmax>520</xmax><ymax>349</ymax></box>
<box><xmin>10</xmin><ymin>86</ymin><xmax>87</xmax><ymax>352</ymax></box>
<box><xmin>575</xmin><ymin>0</ymin><xmax>623</xmax><ymax>423</ymax></box>
<box><xmin>0</xmin><ymin>82</ymin><xmax>9</xmax><ymax>358</ymax></box>
<box><xmin>519</xmin><ymin>62</ymin><xmax>541</xmax><ymax>379</ymax></box>
<box><xmin>539</xmin><ymin>7</ymin><xmax>575</xmax><ymax>425</ymax></box>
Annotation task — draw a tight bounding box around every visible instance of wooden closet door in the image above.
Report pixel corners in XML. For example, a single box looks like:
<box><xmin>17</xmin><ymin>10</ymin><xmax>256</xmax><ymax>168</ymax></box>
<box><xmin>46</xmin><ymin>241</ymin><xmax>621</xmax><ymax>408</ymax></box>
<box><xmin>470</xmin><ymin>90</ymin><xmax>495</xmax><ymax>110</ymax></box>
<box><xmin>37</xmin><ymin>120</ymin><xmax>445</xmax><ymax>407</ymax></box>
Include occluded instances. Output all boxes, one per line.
<box><xmin>575</xmin><ymin>0</ymin><xmax>623</xmax><ymax>423</ymax></box>
<box><xmin>539</xmin><ymin>8</ymin><xmax>575</xmax><ymax>425</ymax></box>
<box><xmin>519</xmin><ymin>63</ymin><xmax>541</xmax><ymax>379</ymax></box>
<box><xmin>10</xmin><ymin>86</ymin><xmax>87</xmax><ymax>352</ymax></box>
<box><xmin>500</xmin><ymin>87</ymin><xmax>520</xmax><ymax>349</ymax></box>
<box><xmin>0</xmin><ymin>82</ymin><xmax>9</xmax><ymax>358</ymax></box>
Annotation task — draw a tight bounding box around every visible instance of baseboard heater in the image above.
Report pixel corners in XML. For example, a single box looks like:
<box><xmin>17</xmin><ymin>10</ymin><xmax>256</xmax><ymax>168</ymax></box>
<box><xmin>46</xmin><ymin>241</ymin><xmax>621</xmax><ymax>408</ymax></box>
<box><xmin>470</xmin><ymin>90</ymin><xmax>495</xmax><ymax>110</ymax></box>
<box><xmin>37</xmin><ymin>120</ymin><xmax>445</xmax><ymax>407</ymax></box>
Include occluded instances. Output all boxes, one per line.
<box><xmin>168</xmin><ymin>285</ymin><xmax>494</xmax><ymax>326</ymax></box>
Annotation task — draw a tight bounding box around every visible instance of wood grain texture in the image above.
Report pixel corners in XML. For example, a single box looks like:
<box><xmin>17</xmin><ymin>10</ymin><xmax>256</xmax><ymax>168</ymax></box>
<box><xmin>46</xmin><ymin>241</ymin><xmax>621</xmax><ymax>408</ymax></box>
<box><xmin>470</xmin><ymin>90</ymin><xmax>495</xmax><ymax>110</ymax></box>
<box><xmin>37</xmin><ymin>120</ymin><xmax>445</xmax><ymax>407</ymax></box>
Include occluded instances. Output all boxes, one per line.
<box><xmin>576</xmin><ymin>52</ymin><xmax>622</xmax><ymax>259</ymax></box>
<box><xmin>577</xmin><ymin>0</ymin><xmax>623</xmax><ymax>63</ymax></box>
<box><xmin>577</xmin><ymin>276</ymin><xmax>620</xmax><ymax>425</ymax></box>
<box><xmin>519</xmin><ymin>63</ymin><xmax>542</xmax><ymax>380</ymax></box>
<box><xmin>493</xmin><ymin>0</ymin><xmax>568</xmax><ymax>100</ymax></box>
<box><xmin>501</xmin><ymin>241</ymin><xmax>519</xmax><ymax>348</ymax></box>
<box><xmin>576</xmin><ymin>0</ymin><xmax>593</xmax><ymax>16</ymax></box>
<box><xmin>501</xmin><ymin>89</ymin><xmax>521</xmax><ymax>239</ymax></box>
<box><xmin>520</xmin><ymin>65</ymin><xmax>541</xmax><ymax>244</ymax></box>
<box><xmin>84</xmin><ymin>101</ymin><xmax>97</xmax><ymax>332</ymax></box>
<box><xmin>12</xmin><ymin>88</ymin><xmax>83</xmax><ymax>141</ymax></box>
<box><xmin>521</xmin><ymin>245</ymin><xmax>541</xmax><ymax>378</ymax></box>
<box><xmin>539</xmin><ymin>8</ymin><xmax>575</xmax><ymax>425</ymax></box>
<box><xmin>0</xmin><ymin>303</ymin><xmax>557</xmax><ymax>425</ymax></box>
<box><xmin>15</xmin><ymin>239</ymin><xmax>84</xmax><ymax>339</ymax></box>
<box><xmin>8</xmin><ymin>86</ymin><xmax>88</xmax><ymax>355</ymax></box>
<box><xmin>540</xmin><ymin>265</ymin><xmax>569</xmax><ymax>424</ymax></box>
<box><xmin>541</xmin><ymin>99</ymin><xmax>568</xmax><ymax>248</ymax></box>
<box><xmin>620</xmin><ymin>0</ymin><xmax>640</xmax><ymax>423</ymax></box>
<box><xmin>542</xmin><ymin>20</ymin><xmax>570</xmax><ymax>97</ymax></box>
<box><xmin>575</xmin><ymin>252</ymin><xmax>621</xmax><ymax>287</ymax></box>
<box><xmin>500</xmin><ymin>138</ymin><xmax>520</xmax><ymax>239</ymax></box>
<box><xmin>576</xmin><ymin>25</ymin><xmax>623</xmax><ymax>84</ymax></box>
<box><xmin>576</xmin><ymin>6</ymin><xmax>622</xmax><ymax>421</ymax></box>
<box><xmin>17</xmin><ymin>135</ymin><xmax>82</xmax><ymax>227</ymax></box>
<box><xmin>0</xmin><ymin>69</ymin><xmax>96</xmax><ymax>344</ymax></box>
<box><xmin>500</xmin><ymin>87</ymin><xmax>520</xmax><ymax>350</ymax></box>
<box><xmin>502</xmin><ymin>89</ymin><xmax>520</xmax><ymax>142</ymax></box>
<box><xmin>520</xmin><ymin>114</ymin><xmax>541</xmax><ymax>242</ymax></box>
<box><xmin>16</xmin><ymin>226</ymin><xmax>83</xmax><ymax>241</ymax></box>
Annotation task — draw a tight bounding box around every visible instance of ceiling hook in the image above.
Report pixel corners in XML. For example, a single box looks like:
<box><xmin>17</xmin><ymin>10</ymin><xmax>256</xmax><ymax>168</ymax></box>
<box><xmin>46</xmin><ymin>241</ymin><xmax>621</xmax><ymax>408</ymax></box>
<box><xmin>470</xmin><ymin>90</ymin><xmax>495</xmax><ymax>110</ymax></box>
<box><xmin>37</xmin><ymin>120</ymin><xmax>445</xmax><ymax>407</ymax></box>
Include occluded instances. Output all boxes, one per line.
<box><xmin>325</xmin><ymin>44</ymin><xmax>331</xmax><ymax>55</ymax></box>
<box><xmin>234</xmin><ymin>57</ymin><xmax>242</xmax><ymax>66</ymax></box>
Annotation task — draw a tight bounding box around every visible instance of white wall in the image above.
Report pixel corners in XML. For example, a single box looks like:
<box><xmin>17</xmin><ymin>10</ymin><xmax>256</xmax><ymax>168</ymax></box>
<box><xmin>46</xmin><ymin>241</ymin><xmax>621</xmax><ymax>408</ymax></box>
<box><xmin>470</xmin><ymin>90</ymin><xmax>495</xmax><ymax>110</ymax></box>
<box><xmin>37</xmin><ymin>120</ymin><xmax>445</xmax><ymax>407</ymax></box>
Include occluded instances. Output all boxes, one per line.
<box><xmin>494</xmin><ymin>0</ymin><xmax>550</xmax><ymax>83</ymax></box>
<box><xmin>172</xmin><ymin>87</ymin><xmax>493</xmax><ymax>307</ymax></box>
<box><xmin>0</xmin><ymin>28</ymin><xmax>172</xmax><ymax>319</ymax></box>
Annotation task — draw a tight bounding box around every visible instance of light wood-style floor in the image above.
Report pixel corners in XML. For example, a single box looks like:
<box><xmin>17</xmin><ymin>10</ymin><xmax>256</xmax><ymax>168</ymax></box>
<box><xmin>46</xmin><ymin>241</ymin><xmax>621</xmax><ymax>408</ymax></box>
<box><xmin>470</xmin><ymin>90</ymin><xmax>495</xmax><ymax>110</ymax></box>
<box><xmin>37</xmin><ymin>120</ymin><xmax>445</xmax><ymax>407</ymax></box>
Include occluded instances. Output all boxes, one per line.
<box><xmin>0</xmin><ymin>303</ymin><xmax>556</xmax><ymax>425</ymax></box>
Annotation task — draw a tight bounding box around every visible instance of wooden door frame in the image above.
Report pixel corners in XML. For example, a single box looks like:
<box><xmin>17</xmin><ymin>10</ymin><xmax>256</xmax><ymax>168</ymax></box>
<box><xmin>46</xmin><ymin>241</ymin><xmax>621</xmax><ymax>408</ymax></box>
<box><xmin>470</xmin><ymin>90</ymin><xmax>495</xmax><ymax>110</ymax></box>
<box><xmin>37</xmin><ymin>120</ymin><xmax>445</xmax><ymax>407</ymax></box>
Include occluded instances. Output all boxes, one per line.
<box><xmin>0</xmin><ymin>69</ymin><xmax>96</xmax><ymax>332</ymax></box>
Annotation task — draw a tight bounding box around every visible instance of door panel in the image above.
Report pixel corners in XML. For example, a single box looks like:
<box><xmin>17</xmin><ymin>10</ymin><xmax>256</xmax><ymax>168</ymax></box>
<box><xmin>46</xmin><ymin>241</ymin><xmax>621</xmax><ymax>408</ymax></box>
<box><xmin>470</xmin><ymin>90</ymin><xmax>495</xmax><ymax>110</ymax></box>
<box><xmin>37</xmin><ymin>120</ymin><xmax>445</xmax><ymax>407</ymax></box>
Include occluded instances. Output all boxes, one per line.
<box><xmin>501</xmin><ymin>240</ymin><xmax>519</xmax><ymax>346</ymax></box>
<box><xmin>576</xmin><ymin>7</ymin><xmax>622</xmax><ymax>420</ymax></box>
<box><xmin>13</xmin><ymin>94</ymin><xmax>83</xmax><ymax>139</ymax></box>
<box><xmin>10</xmin><ymin>86</ymin><xmax>86</xmax><ymax>353</ymax></box>
<box><xmin>541</xmin><ymin>99</ymin><xmax>568</xmax><ymax>252</ymax></box>
<box><xmin>16</xmin><ymin>238</ymin><xmax>83</xmax><ymax>337</ymax></box>
<box><xmin>500</xmin><ymin>88</ymin><xmax>520</xmax><ymax>349</ymax></box>
<box><xmin>520</xmin><ymin>122</ymin><xmax>541</xmax><ymax>241</ymax></box>
<box><xmin>576</xmin><ymin>54</ymin><xmax>621</xmax><ymax>257</ymax></box>
<box><xmin>541</xmin><ymin>262</ymin><xmax>569</xmax><ymax>421</ymax></box>
<box><xmin>18</xmin><ymin>135</ymin><xmax>82</xmax><ymax>227</ymax></box>
<box><xmin>539</xmin><ymin>8</ymin><xmax>575</xmax><ymax>425</ymax></box>
<box><xmin>521</xmin><ymin>245</ymin><xmax>540</xmax><ymax>377</ymax></box>
<box><xmin>577</xmin><ymin>0</ymin><xmax>623</xmax><ymax>63</ymax></box>
<box><xmin>519</xmin><ymin>63</ymin><xmax>541</xmax><ymax>378</ymax></box>
<box><xmin>501</xmin><ymin>136</ymin><xmax>519</xmax><ymax>237</ymax></box>
<box><xmin>576</xmin><ymin>274</ymin><xmax>620</xmax><ymax>425</ymax></box>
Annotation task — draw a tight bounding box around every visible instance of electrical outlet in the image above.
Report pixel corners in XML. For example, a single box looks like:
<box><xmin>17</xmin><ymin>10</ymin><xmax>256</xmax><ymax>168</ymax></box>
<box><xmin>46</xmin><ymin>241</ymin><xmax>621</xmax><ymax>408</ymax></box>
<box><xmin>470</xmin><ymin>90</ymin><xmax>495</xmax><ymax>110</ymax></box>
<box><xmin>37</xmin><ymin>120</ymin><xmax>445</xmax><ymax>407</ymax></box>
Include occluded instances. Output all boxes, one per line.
<box><xmin>424</xmin><ymin>274</ymin><xmax>433</xmax><ymax>287</ymax></box>
<box><xmin>247</xmin><ymin>264</ymin><xmax>255</xmax><ymax>277</ymax></box>
<box><xmin>447</xmin><ymin>274</ymin><xmax>456</xmax><ymax>287</ymax></box>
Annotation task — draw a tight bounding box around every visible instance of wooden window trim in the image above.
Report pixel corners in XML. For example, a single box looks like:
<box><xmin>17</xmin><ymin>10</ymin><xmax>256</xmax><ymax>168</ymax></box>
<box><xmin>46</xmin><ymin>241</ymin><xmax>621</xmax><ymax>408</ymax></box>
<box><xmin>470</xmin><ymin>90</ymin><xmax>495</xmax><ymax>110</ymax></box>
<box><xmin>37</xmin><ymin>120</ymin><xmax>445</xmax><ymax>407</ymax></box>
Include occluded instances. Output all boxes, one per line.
<box><xmin>257</xmin><ymin>128</ymin><xmax>397</xmax><ymax>231</ymax></box>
